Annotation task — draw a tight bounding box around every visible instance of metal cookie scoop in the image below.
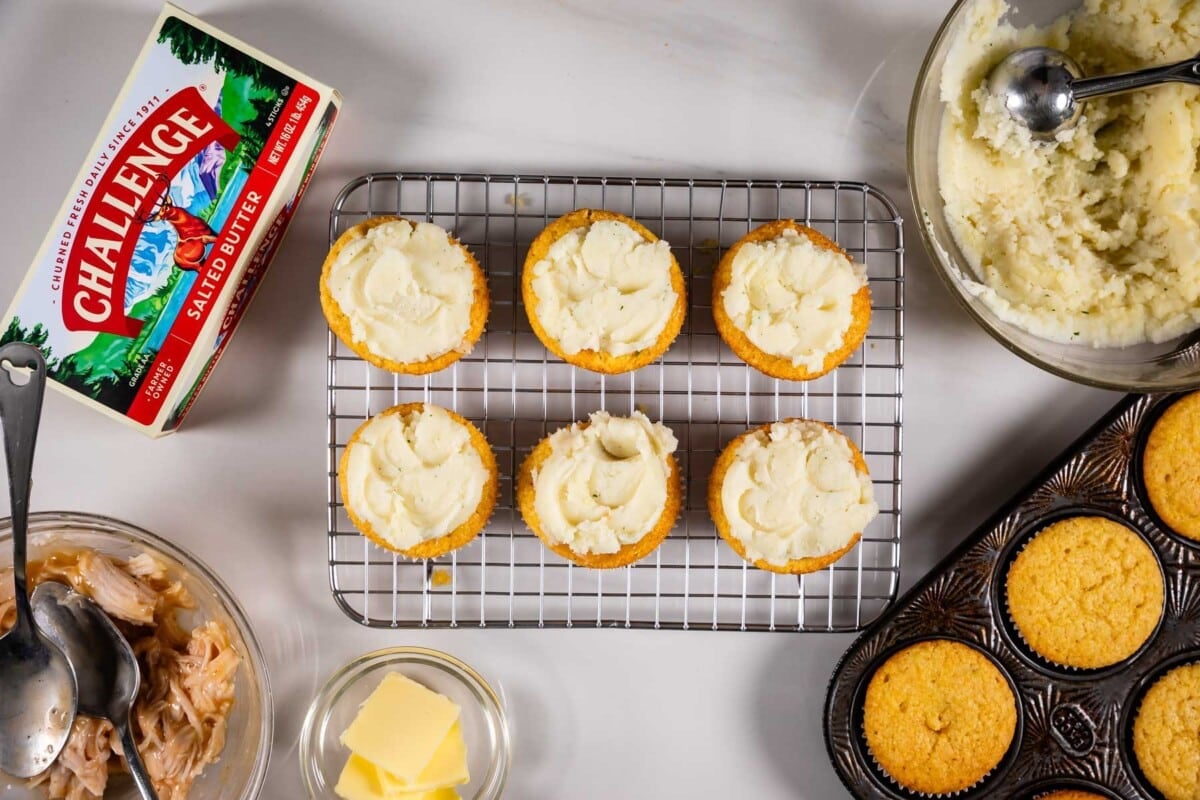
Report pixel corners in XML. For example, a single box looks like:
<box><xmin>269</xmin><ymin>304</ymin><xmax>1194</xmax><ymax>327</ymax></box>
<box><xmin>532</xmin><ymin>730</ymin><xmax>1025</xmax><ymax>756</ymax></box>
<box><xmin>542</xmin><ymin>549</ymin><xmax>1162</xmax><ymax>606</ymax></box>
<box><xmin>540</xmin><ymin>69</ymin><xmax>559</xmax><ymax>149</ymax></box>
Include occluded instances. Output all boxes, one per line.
<box><xmin>0</xmin><ymin>342</ymin><xmax>78</xmax><ymax>778</ymax></box>
<box><xmin>32</xmin><ymin>582</ymin><xmax>159</xmax><ymax>800</ymax></box>
<box><xmin>988</xmin><ymin>46</ymin><xmax>1200</xmax><ymax>140</ymax></box>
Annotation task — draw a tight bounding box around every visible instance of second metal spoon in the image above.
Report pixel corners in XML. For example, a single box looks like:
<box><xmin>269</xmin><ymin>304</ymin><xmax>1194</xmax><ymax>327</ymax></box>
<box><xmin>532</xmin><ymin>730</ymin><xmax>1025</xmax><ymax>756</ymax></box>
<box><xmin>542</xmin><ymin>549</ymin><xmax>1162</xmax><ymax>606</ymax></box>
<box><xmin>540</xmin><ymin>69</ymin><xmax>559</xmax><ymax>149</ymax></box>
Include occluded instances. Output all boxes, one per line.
<box><xmin>32</xmin><ymin>581</ymin><xmax>159</xmax><ymax>800</ymax></box>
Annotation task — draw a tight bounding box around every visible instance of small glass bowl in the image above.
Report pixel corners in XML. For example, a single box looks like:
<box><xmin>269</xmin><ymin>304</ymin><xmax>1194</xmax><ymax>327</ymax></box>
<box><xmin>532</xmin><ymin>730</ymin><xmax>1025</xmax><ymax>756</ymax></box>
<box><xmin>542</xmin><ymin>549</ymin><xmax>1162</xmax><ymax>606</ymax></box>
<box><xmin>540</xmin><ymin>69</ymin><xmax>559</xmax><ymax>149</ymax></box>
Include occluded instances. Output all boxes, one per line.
<box><xmin>299</xmin><ymin>647</ymin><xmax>510</xmax><ymax>799</ymax></box>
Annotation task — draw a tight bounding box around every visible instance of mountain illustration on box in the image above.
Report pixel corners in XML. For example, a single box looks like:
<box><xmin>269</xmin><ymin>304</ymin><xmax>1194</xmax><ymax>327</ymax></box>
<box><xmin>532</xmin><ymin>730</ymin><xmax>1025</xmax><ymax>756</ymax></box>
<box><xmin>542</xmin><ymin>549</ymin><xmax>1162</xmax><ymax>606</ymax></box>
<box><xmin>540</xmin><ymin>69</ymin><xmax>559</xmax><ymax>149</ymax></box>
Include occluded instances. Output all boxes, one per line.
<box><xmin>2</xmin><ymin>15</ymin><xmax>293</xmax><ymax>412</ymax></box>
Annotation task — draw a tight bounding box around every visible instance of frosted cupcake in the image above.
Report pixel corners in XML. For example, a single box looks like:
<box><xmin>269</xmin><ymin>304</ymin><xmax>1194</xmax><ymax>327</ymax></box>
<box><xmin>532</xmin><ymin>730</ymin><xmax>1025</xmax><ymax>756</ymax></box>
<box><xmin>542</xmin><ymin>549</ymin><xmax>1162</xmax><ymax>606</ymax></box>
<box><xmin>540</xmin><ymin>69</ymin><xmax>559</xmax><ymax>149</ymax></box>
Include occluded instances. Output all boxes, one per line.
<box><xmin>708</xmin><ymin>419</ymin><xmax>878</xmax><ymax>574</ymax></box>
<box><xmin>339</xmin><ymin>403</ymin><xmax>498</xmax><ymax>559</ymax></box>
<box><xmin>713</xmin><ymin>220</ymin><xmax>870</xmax><ymax>381</ymax></box>
<box><xmin>517</xmin><ymin>410</ymin><xmax>681</xmax><ymax>568</ymax></box>
<box><xmin>522</xmin><ymin>209</ymin><xmax>685</xmax><ymax>373</ymax></box>
<box><xmin>321</xmin><ymin>217</ymin><xmax>489</xmax><ymax>374</ymax></box>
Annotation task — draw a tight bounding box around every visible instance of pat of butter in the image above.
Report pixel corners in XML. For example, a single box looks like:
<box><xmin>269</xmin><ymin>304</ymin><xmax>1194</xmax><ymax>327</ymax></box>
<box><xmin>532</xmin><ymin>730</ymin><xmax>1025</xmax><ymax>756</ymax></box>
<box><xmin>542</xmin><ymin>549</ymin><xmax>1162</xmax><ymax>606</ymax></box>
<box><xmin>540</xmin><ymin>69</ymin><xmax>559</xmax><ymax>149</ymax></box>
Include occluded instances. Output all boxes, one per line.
<box><xmin>336</xmin><ymin>756</ymin><xmax>461</xmax><ymax>800</ymax></box>
<box><xmin>341</xmin><ymin>673</ymin><xmax>461</xmax><ymax>784</ymax></box>
<box><xmin>376</xmin><ymin>722</ymin><xmax>469</xmax><ymax>792</ymax></box>
<box><xmin>335</xmin><ymin>755</ymin><xmax>385</xmax><ymax>800</ymax></box>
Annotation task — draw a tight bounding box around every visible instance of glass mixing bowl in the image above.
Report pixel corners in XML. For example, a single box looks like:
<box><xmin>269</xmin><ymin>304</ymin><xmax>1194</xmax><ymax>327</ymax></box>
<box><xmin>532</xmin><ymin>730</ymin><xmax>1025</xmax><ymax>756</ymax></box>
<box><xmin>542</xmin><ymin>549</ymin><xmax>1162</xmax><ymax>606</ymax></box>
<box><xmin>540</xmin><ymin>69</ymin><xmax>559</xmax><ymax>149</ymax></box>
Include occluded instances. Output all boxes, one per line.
<box><xmin>909</xmin><ymin>0</ymin><xmax>1200</xmax><ymax>392</ymax></box>
<box><xmin>0</xmin><ymin>512</ymin><xmax>272</xmax><ymax>799</ymax></box>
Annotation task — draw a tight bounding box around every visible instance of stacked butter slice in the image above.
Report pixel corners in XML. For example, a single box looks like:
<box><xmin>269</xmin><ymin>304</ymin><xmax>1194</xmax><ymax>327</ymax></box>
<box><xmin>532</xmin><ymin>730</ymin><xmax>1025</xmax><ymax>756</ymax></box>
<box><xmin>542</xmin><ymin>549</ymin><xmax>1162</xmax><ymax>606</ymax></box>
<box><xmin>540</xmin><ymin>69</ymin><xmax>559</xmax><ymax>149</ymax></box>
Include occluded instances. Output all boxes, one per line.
<box><xmin>336</xmin><ymin>673</ymin><xmax>470</xmax><ymax>800</ymax></box>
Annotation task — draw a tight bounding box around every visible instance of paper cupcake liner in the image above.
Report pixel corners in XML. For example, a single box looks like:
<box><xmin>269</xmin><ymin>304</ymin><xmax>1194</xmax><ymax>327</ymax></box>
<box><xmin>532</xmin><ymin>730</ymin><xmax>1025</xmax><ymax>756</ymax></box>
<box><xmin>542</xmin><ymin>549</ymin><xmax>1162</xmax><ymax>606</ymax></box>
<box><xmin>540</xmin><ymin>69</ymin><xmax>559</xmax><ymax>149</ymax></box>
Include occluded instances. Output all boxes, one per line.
<box><xmin>998</xmin><ymin>521</ymin><xmax>1164</xmax><ymax>678</ymax></box>
<box><xmin>860</xmin><ymin>716</ymin><xmax>1006</xmax><ymax>799</ymax></box>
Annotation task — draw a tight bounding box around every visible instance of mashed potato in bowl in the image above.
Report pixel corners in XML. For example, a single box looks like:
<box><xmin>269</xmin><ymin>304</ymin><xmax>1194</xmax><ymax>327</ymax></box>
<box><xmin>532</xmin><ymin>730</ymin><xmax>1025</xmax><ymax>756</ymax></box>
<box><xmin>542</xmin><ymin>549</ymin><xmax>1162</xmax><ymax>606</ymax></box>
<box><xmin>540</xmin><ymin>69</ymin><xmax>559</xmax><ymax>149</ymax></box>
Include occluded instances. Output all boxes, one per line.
<box><xmin>939</xmin><ymin>0</ymin><xmax>1200</xmax><ymax>347</ymax></box>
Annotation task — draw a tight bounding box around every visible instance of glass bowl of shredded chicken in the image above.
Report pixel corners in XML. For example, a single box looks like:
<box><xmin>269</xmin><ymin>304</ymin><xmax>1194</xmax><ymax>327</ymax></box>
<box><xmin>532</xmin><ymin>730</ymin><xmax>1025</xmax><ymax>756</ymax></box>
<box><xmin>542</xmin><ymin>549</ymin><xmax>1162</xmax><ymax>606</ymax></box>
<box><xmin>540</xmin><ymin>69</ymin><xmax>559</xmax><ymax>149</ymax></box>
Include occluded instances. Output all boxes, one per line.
<box><xmin>911</xmin><ymin>0</ymin><xmax>1200</xmax><ymax>391</ymax></box>
<box><xmin>0</xmin><ymin>512</ymin><xmax>272</xmax><ymax>800</ymax></box>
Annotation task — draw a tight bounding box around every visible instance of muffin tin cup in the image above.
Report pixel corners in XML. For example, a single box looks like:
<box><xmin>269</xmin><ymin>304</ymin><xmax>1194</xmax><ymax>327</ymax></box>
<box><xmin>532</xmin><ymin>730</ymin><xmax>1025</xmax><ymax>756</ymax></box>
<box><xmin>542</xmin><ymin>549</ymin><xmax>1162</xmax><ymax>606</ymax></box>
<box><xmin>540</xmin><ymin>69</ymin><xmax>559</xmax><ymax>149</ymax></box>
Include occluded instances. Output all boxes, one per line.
<box><xmin>1130</xmin><ymin>398</ymin><xmax>1200</xmax><ymax>552</ymax></box>
<box><xmin>826</xmin><ymin>393</ymin><xmax>1200</xmax><ymax>799</ymax></box>
<box><xmin>1118</xmin><ymin>649</ymin><xmax>1200</xmax><ymax>800</ymax></box>
<box><xmin>991</xmin><ymin>508</ymin><xmax>1168</xmax><ymax>682</ymax></box>
<box><xmin>850</xmin><ymin>636</ymin><xmax>1025</xmax><ymax>800</ymax></box>
<box><xmin>1017</xmin><ymin>778</ymin><xmax>1125</xmax><ymax>799</ymax></box>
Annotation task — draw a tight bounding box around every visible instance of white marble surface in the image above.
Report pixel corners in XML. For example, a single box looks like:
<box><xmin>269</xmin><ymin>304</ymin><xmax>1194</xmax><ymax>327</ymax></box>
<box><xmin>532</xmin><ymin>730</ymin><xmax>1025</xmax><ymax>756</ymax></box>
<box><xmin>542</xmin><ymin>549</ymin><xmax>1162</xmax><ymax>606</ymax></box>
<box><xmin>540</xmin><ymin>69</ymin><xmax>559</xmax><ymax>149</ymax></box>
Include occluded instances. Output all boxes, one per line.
<box><xmin>0</xmin><ymin>1</ymin><xmax>1123</xmax><ymax>798</ymax></box>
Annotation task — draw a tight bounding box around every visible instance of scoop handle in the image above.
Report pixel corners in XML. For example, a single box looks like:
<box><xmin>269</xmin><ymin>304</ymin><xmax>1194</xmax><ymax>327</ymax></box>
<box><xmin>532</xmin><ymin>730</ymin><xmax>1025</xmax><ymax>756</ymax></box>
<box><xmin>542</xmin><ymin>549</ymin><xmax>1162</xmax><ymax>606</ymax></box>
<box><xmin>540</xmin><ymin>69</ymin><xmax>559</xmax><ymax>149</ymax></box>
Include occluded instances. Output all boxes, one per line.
<box><xmin>1074</xmin><ymin>56</ymin><xmax>1200</xmax><ymax>100</ymax></box>
<box><xmin>117</xmin><ymin>715</ymin><xmax>160</xmax><ymax>800</ymax></box>
<box><xmin>0</xmin><ymin>342</ymin><xmax>45</xmax><ymax>639</ymax></box>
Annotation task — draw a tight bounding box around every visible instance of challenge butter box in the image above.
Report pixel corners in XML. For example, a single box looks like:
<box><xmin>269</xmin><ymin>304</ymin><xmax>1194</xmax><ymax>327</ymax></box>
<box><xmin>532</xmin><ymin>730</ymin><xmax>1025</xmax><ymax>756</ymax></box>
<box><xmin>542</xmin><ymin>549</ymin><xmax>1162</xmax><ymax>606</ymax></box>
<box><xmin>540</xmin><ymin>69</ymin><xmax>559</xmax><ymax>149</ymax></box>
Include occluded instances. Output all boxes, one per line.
<box><xmin>3</xmin><ymin>3</ymin><xmax>339</xmax><ymax>435</ymax></box>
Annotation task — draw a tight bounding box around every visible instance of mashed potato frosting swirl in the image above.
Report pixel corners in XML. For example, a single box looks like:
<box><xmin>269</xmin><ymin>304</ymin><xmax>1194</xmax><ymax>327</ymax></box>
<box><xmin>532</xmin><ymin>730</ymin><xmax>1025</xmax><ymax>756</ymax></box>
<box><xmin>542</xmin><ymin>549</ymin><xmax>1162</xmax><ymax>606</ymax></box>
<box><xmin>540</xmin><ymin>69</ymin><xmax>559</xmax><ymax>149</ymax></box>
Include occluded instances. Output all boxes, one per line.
<box><xmin>326</xmin><ymin>219</ymin><xmax>477</xmax><ymax>363</ymax></box>
<box><xmin>531</xmin><ymin>411</ymin><xmax>678</xmax><ymax>556</ymax></box>
<box><xmin>529</xmin><ymin>220</ymin><xmax>677</xmax><ymax>357</ymax></box>
<box><xmin>720</xmin><ymin>420</ymin><xmax>878</xmax><ymax>567</ymax></box>
<box><xmin>721</xmin><ymin>228</ymin><xmax>868</xmax><ymax>371</ymax></box>
<box><xmin>343</xmin><ymin>405</ymin><xmax>489</xmax><ymax>551</ymax></box>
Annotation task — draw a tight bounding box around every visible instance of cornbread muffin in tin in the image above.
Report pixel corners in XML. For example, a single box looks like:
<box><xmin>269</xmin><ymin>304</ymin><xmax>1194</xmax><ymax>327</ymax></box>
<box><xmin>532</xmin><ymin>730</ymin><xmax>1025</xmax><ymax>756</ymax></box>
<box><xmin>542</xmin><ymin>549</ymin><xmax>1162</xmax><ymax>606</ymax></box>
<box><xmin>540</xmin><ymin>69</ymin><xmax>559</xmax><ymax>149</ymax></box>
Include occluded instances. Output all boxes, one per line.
<box><xmin>321</xmin><ymin>216</ymin><xmax>490</xmax><ymax>375</ymax></box>
<box><xmin>1131</xmin><ymin>659</ymin><xmax>1200</xmax><ymax>800</ymax></box>
<box><xmin>1035</xmin><ymin>792</ymin><xmax>1108</xmax><ymax>800</ymax></box>
<box><xmin>521</xmin><ymin>209</ymin><xmax>686</xmax><ymax>374</ymax></box>
<box><xmin>861</xmin><ymin>639</ymin><xmax>1019</xmax><ymax>796</ymax></box>
<box><xmin>1141</xmin><ymin>391</ymin><xmax>1200</xmax><ymax>541</ymax></box>
<box><xmin>517</xmin><ymin>411</ymin><xmax>681</xmax><ymax>568</ymax></box>
<box><xmin>712</xmin><ymin>220</ymin><xmax>871</xmax><ymax>381</ymax></box>
<box><xmin>1002</xmin><ymin>515</ymin><xmax>1164</xmax><ymax>671</ymax></box>
<box><xmin>708</xmin><ymin>419</ymin><xmax>877</xmax><ymax>575</ymax></box>
<box><xmin>339</xmin><ymin>403</ymin><xmax>498</xmax><ymax>559</ymax></box>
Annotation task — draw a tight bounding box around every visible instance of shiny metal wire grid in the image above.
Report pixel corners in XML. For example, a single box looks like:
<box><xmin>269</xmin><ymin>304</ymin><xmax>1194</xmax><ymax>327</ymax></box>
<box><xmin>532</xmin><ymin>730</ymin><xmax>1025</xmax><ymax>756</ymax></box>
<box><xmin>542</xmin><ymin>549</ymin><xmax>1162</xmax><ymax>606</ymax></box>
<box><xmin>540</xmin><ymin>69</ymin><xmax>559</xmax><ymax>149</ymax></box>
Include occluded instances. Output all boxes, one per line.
<box><xmin>327</xmin><ymin>173</ymin><xmax>904</xmax><ymax>632</ymax></box>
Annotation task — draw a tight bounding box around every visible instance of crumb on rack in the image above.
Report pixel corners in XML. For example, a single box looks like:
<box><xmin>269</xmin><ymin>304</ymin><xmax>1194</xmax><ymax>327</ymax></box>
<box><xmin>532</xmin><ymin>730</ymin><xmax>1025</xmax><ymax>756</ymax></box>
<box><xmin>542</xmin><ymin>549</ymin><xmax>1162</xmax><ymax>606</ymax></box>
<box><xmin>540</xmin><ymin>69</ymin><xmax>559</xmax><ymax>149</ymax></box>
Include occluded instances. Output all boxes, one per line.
<box><xmin>504</xmin><ymin>193</ymin><xmax>531</xmax><ymax>209</ymax></box>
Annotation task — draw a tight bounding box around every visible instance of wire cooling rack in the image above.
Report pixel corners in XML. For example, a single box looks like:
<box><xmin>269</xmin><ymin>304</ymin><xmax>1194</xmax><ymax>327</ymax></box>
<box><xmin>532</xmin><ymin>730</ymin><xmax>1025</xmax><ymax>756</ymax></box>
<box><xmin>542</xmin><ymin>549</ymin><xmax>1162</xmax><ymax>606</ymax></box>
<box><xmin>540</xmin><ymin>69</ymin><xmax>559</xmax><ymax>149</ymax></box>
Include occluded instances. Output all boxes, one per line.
<box><xmin>327</xmin><ymin>173</ymin><xmax>904</xmax><ymax>632</ymax></box>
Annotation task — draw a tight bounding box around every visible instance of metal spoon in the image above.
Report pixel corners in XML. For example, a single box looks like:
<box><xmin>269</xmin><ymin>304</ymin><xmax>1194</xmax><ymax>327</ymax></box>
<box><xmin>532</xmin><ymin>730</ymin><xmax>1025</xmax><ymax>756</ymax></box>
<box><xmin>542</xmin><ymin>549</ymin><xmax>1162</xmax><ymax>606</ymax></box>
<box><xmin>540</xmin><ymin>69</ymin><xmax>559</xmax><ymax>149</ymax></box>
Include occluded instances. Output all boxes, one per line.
<box><xmin>32</xmin><ymin>582</ymin><xmax>159</xmax><ymax>800</ymax></box>
<box><xmin>988</xmin><ymin>46</ymin><xmax>1200</xmax><ymax>140</ymax></box>
<box><xmin>0</xmin><ymin>342</ymin><xmax>78</xmax><ymax>778</ymax></box>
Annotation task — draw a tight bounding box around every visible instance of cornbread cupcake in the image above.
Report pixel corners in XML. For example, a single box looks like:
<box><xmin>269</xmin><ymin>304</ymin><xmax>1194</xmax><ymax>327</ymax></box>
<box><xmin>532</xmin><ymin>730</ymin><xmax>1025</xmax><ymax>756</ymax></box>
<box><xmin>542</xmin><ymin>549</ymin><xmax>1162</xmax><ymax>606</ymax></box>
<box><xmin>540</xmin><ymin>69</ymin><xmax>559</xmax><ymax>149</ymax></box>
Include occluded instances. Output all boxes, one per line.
<box><xmin>1036</xmin><ymin>792</ymin><xmax>1107</xmax><ymax>800</ymax></box>
<box><xmin>713</xmin><ymin>221</ymin><xmax>870</xmax><ymax>381</ymax></box>
<box><xmin>321</xmin><ymin>216</ymin><xmax>490</xmax><ymax>374</ymax></box>
<box><xmin>516</xmin><ymin>410</ymin><xmax>680</xmax><ymax>568</ymax></box>
<box><xmin>522</xmin><ymin>209</ymin><xmax>686</xmax><ymax>374</ymax></box>
<box><xmin>1005</xmin><ymin>516</ymin><xmax>1163</xmax><ymax>670</ymax></box>
<box><xmin>707</xmin><ymin>419</ymin><xmax>878</xmax><ymax>575</ymax></box>
<box><xmin>1133</xmin><ymin>661</ymin><xmax>1200</xmax><ymax>800</ymax></box>
<box><xmin>863</xmin><ymin>640</ymin><xmax>1017</xmax><ymax>796</ymax></box>
<box><xmin>1143</xmin><ymin>392</ymin><xmax>1200</xmax><ymax>540</ymax></box>
<box><xmin>339</xmin><ymin>403</ymin><xmax>498</xmax><ymax>559</ymax></box>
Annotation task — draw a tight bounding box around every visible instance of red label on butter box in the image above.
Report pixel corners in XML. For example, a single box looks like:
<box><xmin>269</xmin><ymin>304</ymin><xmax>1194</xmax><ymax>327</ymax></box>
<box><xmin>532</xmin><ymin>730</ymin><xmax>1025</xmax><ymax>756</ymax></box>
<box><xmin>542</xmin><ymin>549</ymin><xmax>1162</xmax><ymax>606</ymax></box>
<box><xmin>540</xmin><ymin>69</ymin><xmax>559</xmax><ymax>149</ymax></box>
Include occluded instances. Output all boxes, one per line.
<box><xmin>3</xmin><ymin>3</ymin><xmax>340</xmax><ymax>435</ymax></box>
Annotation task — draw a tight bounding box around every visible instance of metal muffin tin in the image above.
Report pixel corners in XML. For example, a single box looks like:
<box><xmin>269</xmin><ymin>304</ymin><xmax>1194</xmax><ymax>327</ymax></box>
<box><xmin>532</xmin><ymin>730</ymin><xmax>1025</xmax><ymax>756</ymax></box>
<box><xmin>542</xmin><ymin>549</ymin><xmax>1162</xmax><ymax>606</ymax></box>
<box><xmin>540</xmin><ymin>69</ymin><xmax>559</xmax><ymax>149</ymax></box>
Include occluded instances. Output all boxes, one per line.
<box><xmin>826</xmin><ymin>392</ymin><xmax>1200</xmax><ymax>799</ymax></box>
